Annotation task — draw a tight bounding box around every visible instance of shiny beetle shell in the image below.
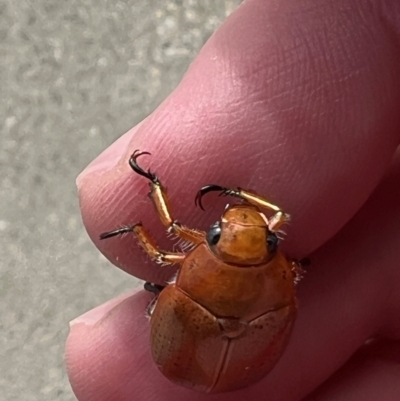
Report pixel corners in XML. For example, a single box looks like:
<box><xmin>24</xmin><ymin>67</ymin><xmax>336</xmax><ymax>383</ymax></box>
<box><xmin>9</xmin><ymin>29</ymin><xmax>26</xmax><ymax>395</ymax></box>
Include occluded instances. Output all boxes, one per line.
<box><xmin>149</xmin><ymin>207</ymin><xmax>297</xmax><ymax>393</ymax></box>
<box><xmin>99</xmin><ymin>151</ymin><xmax>302</xmax><ymax>394</ymax></box>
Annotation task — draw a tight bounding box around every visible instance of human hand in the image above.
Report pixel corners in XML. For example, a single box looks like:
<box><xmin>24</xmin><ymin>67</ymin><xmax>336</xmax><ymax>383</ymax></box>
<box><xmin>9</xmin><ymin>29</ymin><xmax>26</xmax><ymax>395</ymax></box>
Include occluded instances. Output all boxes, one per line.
<box><xmin>66</xmin><ymin>0</ymin><xmax>400</xmax><ymax>400</ymax></box>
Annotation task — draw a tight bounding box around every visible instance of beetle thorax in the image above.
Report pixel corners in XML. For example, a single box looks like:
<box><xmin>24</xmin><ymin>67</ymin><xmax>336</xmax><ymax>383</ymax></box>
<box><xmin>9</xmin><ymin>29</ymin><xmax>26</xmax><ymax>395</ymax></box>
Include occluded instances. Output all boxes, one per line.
<box><xmin>206</xmin><ymin>205</ymin><xmax>272</xmax><ymax>266</ymax></box>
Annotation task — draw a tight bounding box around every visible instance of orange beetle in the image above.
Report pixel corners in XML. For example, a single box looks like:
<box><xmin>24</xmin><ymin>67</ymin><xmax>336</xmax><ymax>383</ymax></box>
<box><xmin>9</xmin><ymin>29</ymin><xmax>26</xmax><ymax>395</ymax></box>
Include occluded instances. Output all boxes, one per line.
<box><xmin>100</xmin><ymin>151</ymin><xmax>303</xmax><ymax>393</ymax></box>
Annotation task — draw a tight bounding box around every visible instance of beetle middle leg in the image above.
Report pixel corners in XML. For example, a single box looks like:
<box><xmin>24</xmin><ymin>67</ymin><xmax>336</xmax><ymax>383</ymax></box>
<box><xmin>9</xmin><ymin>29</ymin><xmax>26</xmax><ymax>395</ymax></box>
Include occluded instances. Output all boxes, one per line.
<box><xmin>100</xmin><ymin>223</ymin><xmax>185</xmax><ymax>265</ymax></box>
<box><xmin>291</xmin><ymin>258</ymin><xmax>309</xmax><ymax>284</ymax></box>
<box><xmin>144</xmin><ymin>282</ymin><xmax>165</xmax><ymax>295</ymax></box>
<box><xmin>130</xmin><ymin>151</ymin><xmax>205</xmax><ymax>244</ymax></box>
<box><xmin>195</xmin><ymin>185</ymin><xmax>290</xmax><ymax>231</ymax></box>
<box><xmin>144</xmin><ymin>282</ymin><xmax>165</xmax><ymax>317</ymax></box>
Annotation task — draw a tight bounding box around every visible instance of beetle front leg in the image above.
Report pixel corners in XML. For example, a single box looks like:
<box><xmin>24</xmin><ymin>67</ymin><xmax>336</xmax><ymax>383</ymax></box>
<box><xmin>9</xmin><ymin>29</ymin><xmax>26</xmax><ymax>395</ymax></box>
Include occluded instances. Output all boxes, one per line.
<box><xmin>100</xmin><ymin>223</ymin><xmax>185</xmax><ymax>265</ymax></box>
<box><xmin>195</xmin><ymin>185</ymin><xmax>290</xmax><ymax>231</ymax></box>
<box><xmin>130</xmin><ymin>151</ymin><xmax>205</xmax><ymax>244</ymax></box>
<box><xmin>238</xmin><ymin>189</ymin><xmax>290</xmax><ymax>231</ymax></box>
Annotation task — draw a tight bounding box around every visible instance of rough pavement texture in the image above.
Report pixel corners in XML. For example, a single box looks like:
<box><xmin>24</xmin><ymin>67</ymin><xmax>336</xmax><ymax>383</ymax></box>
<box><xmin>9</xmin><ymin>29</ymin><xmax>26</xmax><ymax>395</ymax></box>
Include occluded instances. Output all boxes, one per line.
<box><xmin>1</xmin><ymin>1</ymin><xmax>242</xmax><ymax>400</ymax></box>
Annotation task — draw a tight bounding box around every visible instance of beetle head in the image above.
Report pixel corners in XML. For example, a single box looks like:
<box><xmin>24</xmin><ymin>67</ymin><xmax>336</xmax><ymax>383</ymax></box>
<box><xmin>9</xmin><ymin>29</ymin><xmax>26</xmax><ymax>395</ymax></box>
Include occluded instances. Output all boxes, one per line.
<box><xmin>206</xmin><ymin>205</ymin><xmax>278</xmax><ymax>266</ymax></box>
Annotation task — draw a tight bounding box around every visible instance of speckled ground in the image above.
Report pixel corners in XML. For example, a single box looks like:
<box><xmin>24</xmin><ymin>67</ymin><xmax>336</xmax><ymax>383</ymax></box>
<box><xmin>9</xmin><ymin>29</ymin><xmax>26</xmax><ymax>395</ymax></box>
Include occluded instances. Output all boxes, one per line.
<box><xmin>0</xmin><ymin>1</ymin><xmax>241</xmax><ymax>399</ymax></box>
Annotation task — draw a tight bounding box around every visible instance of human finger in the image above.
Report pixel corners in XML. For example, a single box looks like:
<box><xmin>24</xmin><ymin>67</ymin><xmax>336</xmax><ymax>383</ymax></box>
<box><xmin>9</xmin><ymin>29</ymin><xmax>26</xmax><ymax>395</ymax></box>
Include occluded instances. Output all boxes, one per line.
<box><xmin>304</xmin><ymin>340</ymin><xmax>400</xmax><ymax>401</ymax></box>
<box><xmin>77</xmin><ymin>0</ymin><xmax>400</xmax><ymax>284</ymax></box>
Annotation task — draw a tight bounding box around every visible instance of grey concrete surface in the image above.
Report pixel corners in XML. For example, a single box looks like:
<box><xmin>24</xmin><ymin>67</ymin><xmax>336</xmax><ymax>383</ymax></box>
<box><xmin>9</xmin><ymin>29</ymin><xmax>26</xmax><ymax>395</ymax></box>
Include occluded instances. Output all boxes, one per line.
<box><xmin>1</xmin><ymin>1</ymin><xmax>242</xmax><ymax>400</ymax></box>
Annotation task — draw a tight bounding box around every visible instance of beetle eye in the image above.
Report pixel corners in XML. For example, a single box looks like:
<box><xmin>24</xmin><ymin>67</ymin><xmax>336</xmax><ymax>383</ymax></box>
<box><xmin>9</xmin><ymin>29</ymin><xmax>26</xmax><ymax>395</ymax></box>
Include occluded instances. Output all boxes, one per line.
<box><xmin>206</xmin><ymin>222</ymin><xmax>221</xmax><ymax>246</ymax></box>
<box><xmin>267</xmin><ymin>232</ymin><xmax>279</xmax><ymax>254</ymax></box>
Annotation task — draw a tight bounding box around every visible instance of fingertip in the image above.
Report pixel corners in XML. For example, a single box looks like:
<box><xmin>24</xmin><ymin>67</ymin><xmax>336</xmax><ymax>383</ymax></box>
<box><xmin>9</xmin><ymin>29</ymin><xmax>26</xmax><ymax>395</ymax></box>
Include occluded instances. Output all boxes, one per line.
<box><xmin>76</xmin><ymin>119</ymin><xmax>148</xmax><ymax>188</ymax></box>
<box><xmin>69</xmin><ymin>290</ymin><xmax>140</xmax><ymax>327</ymax></box>
<box><xmin>66</xmin><ymin>291</ymin><xmax>155</xmax><ymax>401</ymax></box>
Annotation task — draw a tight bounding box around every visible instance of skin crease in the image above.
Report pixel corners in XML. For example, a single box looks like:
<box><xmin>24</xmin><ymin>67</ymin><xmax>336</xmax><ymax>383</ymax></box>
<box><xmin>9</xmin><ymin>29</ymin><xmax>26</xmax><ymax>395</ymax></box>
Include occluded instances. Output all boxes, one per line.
<box><xmin>303</xmin><ymin>341</ymin><xmax>400</xmax><ymax>401</ymax></box>
<box><xmin>67</xmin><ymin>0</ymin><xmax>400</xmax><ymax>400</ymax></box>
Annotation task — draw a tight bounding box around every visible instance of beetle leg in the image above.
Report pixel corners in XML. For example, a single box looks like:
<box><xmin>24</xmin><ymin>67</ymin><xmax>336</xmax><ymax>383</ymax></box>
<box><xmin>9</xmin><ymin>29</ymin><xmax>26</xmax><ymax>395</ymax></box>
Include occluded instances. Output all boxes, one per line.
<box><xmin>291</xmin><ymin>258</ymin><xmax>309</xmax><ymax>284</ymax></box>
<box><xmin>195</xmin><ymin>185</ymin><xmax>290</xmax><ymax>231</ymax></box>
<box><xmin>266</xmin><ymin>210</ymin><xmax>290</xmax><ymax>232</ymax></box>
<box><xmin>144</xmin><ymin>282</ymin><xmax>165</xmax><ymax>295</ymax></box>
<box><xmin>130</xmin><ymin>151</ymin><xmax>205</xmax><ymax>244</ymax></box>
<box><xmin>100</xmin><ymin>223</ymin><xmax>185</xmax><ymax>264</ymax></box>
<box><xmin>144</xmin><ymin>283</ymin><xmax>165</xmax><ymax>318</ymax></box>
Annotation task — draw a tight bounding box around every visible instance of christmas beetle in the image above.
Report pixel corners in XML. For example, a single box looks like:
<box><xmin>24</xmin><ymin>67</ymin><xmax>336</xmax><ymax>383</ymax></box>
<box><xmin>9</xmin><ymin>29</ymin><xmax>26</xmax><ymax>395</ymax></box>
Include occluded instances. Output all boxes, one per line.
<box><xmin>100</xmin><ymin>151</ymin><xmax>303</xmax><ymax>393</ymax></box>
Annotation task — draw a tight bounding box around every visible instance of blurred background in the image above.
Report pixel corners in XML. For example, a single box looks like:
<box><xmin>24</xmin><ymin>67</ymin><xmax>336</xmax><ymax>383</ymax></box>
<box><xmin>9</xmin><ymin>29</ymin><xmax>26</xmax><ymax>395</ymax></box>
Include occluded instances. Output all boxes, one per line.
<box><xmin>1</xmin><ymin>1</ymin><xmax>242</xmax><ymax>399</ymax></box>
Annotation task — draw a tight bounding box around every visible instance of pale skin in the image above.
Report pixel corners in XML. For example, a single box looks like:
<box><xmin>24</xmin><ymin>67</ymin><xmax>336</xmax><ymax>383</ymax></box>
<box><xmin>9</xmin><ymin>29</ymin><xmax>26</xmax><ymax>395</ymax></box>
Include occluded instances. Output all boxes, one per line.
<box><xmin>67</xmin><ymin>0</ymin><xmax>400</xmax><ymax>400</ymax></box>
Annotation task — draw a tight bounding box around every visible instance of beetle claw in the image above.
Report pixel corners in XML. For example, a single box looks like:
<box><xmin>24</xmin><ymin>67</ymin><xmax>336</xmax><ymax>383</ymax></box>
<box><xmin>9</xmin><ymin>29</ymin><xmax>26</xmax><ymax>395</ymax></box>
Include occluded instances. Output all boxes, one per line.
<box><xmin>195</xmin><ymin>185</ymin><xmax>225</xmax><ymax>211</ymax></box>
<box><xmin>99</xmin><ymin>223</ymin><xmax>141</xmax><ymax>240</ymax></box>
<box><xmin>195</xmin><ymin>185</ymin><xmax>240</xmax><ymax>210</ymax></box>
<box><xmin>129</xmin><ymin>150</ymin><xmax>159</xmax><ymax>183</ymax></box>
